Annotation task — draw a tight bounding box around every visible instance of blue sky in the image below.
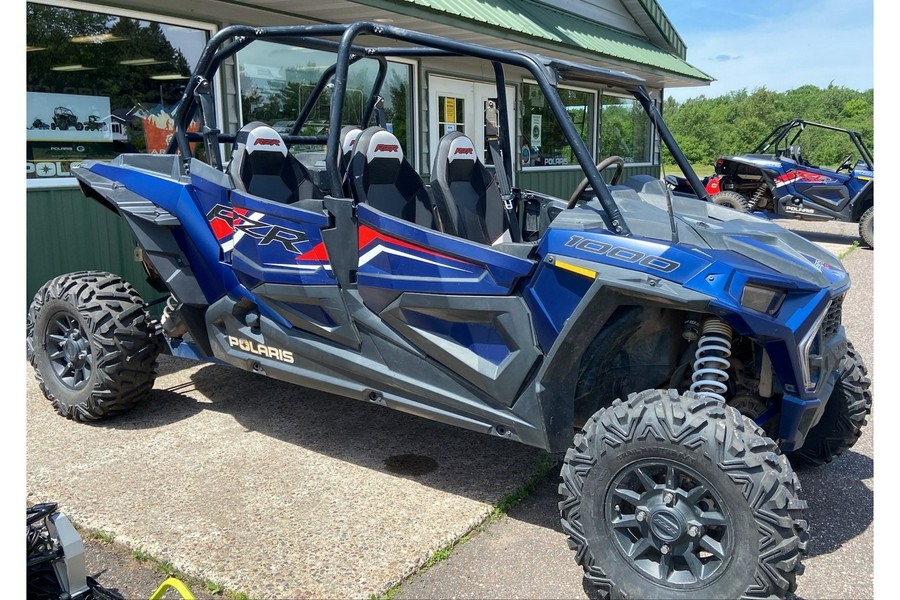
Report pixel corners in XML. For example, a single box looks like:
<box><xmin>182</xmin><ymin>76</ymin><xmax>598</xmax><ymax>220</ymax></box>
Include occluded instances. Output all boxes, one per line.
<box><xmin>656</xmin><ymin>0</ymin><xmax>875</xmax><ymax>102</ymax></box>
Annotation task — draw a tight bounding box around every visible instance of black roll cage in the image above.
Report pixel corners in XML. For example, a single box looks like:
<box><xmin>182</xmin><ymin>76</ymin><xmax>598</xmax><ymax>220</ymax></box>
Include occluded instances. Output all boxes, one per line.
<box><xmin>751</xmin><ymin>119</ymin><xmax>874</xmax><ymax>170</ymax></box>
<box><xmin>167</xmin><ymin>22</ymin><xmax>709</xmax><ymax>237</ymax></box>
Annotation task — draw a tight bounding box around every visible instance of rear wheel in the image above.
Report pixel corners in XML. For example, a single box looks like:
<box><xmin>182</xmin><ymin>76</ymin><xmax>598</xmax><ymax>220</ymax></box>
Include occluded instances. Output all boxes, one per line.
<box><xmin>858</xmin><ymin>206</ymin><xmax>873</xmax><ymax>248</ymax></box>
<box><xmin>787</xmin><ymin>343</ymin><xmax>872</xmax><ymax>468</ymax></box>
<box><xmin>559</xmin><ymin>389</ymin><xmax>807</xmax><ymax>599</ymax></box>
<box><xmin>711</xmin><ymin>190</ymin><xmax>751</xmax><ymax>212</ymax></box>
<box><xmin>27</xmin><ymin>271</ymin><xmax>161</xmax><ymax>421</ymax></box>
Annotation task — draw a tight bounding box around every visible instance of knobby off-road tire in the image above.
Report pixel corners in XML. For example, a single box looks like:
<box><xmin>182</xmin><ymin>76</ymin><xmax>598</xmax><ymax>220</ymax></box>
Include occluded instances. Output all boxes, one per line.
<box><xmin>559</xmin><ymin>389</ymin><xmax>807</xmax><ymax>599</ymax></box>
<box><xmin>26</xmin><ymin>271</ymin><xmax>161</xmax><ymax>421</ymax></box>
<box><xmin>787</xmin><ymin>343</ymin><xmax>872</xmax><ymax>469</ymax></box>
<box><xmin>858</xmin><ymin>206</ymin><xmax>873</xmax><ymax>248</ymax></box>
<box><xmin>711</xmin><ymin>190</ymin><xmax>752</xmax><ymax>212</ymax></box>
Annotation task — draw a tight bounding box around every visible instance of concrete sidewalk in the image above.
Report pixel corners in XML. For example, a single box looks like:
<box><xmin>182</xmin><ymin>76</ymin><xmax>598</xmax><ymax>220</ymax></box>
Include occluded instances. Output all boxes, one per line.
<box><xmin>25</xmin><ymin>219</ymin><xmax>873</xmax><ymax>599</ymax></box>
<box><xmin>26</xmin><ymin>358</ymin><xmax>545</xmax><ymax>598</ymax></box>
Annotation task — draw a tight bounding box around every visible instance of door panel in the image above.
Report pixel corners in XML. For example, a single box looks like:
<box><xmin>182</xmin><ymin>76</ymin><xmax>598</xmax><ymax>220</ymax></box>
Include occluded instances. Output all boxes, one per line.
<box><xmin>356</xmin><ymin>203</ymin><xmax>538</xmax><ymax>403</ymax></box>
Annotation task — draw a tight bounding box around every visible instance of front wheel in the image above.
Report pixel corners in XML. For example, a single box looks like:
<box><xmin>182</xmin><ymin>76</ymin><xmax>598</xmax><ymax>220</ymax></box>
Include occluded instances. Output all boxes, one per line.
<box><xmin>559</xmin><ymin>389</ymin><xmax>807</xmax><ymax>599</ymax></box>
<box><xmin>27</xmin><ymin>271</ymin><xmax>161</xmax><ymax>421</ymax></box>
<box><xmin>787</xmin><ymin>343</ymin><xmax>872</xmax><ymax>468</ymax></box>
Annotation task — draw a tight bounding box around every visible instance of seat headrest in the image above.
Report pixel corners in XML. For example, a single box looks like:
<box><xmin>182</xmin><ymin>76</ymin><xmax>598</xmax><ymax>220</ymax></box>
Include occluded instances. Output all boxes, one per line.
<box><xmin>234</xmin><ymin>122</ymin><xmax>288</xmax><ymax>157</ymax></box>
<box><xmin>357</xmin><ymin>129</ymin><xmax>404</xmax><ymax>184</ymax></box>
<box><xmin>443</xmin><ymin>133</ymin><xmax>478</xmax><ymax>179</ymax></box>
<box><xmin>365</xmin><ymin>129</ymin><xmax>404</xmax><ymax>163</ymax></box>
<box><xmin>340</xmin><ymin>126</ymin><xmax>363</xmax><ymax>159</ymax></box>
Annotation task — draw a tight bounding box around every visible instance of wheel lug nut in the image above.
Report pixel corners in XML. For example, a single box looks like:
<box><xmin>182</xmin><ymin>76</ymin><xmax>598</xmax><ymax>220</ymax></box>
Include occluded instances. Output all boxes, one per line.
<box><xmin>688</xmin><ymin>525</ymin><xmax>700</xmax><ymax>537</ymax></box>
<box><xmin>636</xmin><ymin>510</ymin><xmax>647</xmax><ymax>522</ymax></box>
<box><xmin>663</xmin><ymin>492</ymin><xmax>674</xmax><ymax>505</ymax></box>
<box><xmin>660</xmin><ymin>544</ymin><xmax>670</xmax><ymax>555</ymax></box>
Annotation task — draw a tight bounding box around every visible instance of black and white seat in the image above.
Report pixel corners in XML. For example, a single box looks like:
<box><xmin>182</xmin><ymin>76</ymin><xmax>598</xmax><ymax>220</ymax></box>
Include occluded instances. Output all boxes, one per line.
<box><xmin>430</xmin><ymin>131</ymin><xmax>514</xmax><ymax>245</ymax></box>
<box><xmin>347</xmin><ymin>126</ymin><xmax>442</xmax><ymax>230</ymax></box>
<box><xmin>227</xmin><ymin>121</ymin><xmax>319</xmax><ymax>203</ymax></box>
<box><xmin>338</xmin><ymin>125</ymin><xmax>363</xmax><ymax>197</ymax></box>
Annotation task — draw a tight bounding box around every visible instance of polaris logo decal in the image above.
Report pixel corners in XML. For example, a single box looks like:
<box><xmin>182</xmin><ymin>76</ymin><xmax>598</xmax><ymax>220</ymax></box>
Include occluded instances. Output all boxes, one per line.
<box><xmin>227</xmin><ymin>336</ymin><xmax>294</xmax><ymax>364</ymax></box>
<box><xmin>784</xmin><ymin>205</ymin><xmax>816</xmax><ymax>215</ymax></box>
<box><xmin>564</xmin><ymin>235</ymin><xmax>680</xmax><ymax>273</ymax></box>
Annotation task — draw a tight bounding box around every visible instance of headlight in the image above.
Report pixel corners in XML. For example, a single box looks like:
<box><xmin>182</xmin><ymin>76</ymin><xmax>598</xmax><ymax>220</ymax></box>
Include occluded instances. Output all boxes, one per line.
<box><xmin>741</xmin><ymin>284</ymin><xmax>785</xmax><ymax>315</ymax></box>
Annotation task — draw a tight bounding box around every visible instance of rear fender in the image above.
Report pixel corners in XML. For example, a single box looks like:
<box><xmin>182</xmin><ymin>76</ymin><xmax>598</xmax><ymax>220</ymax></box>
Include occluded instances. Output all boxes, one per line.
<box><xmin>73</xmin><ymin>160</ymin><xmax>231</xmax><ymax>356</ymax></box>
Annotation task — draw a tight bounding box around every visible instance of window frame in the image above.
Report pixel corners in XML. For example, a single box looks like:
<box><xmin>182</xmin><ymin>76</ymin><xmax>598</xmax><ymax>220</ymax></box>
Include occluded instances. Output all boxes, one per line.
<box><xmin>598</xmin><ymin>89</ymin><xmax>655</xmax><ymax>167</ymax></box>
<box><xmin>520</xmin><ymin>79</ymin><xmax>597</xmax><ymax>173</ymax></box>
<box><xmin>26</xmin><ymin>0</ymin><xmax>218</xmax><ymax>189</ymax></box>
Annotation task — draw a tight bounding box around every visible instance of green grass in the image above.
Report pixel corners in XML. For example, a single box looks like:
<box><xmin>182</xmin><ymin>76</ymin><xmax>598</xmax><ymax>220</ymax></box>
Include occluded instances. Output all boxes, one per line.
<box><xmin>89</xmin><ymin>529</ymin><xmax>115</xmax><ymax>544</ymax></box>
<box><xmin>661</xmin><ymin>162</ymin><xmax>716</xmax><ymax>179</ymax></box>
<box><xmin>839</xmin><ymin>240</ymin><xmax>860</xmax><ymax>259</ymax></box>
<box><xmin>131</xmin><ymin>546</ymin><xmax>152</xmax><ymax>562</ymax></box>
<box><xmin>372</xmin><ymin>452</ymin><xmax>557</xmax><ymax>600</ymax></box>
<box><xmin>73</xmin><ymin>522</ymin><xmax>244</xmax><ymax>599</ymax></box>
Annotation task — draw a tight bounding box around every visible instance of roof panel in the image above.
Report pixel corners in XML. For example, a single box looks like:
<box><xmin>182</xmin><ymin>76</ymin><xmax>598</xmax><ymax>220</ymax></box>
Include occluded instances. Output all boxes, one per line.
<box><xmin>354</xmin><ymin>0</ymin><xmax>711</xmax><ymax>81</ymax></box>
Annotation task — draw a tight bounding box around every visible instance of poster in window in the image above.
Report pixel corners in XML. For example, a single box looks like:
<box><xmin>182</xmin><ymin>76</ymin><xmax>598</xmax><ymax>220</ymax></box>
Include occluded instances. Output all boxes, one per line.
<box><xmin>444</xmin><ymin>97</ymin><xmax>457</xmax><ymax>124</ymax></box>
<box><xmin>143</xmin><ymin>105</ymin><xmax>200</xmax><ymax>154</ymax></box>
<box><xmin>26</xmin><ymin>92</ymin><xmax>113</xmax><ymax>179</ymax></box>
<box><xmin>530</xmin><ymin>114</ymin><xmax>542</xmax><ymax>148</ymax></box>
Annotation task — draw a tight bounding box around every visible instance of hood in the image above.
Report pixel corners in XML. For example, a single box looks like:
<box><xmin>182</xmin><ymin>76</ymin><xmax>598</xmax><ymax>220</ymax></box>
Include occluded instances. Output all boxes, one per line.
<box><xmin>555</xmin><ymin>180</ymin><xmax>847</xmax><ymax>290</ymax></box>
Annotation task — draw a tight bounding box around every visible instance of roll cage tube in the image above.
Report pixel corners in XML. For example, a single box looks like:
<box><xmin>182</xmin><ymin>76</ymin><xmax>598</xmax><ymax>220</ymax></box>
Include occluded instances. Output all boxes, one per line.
<box><xmin>290</xmin><ymin>54</ymin><xmax>388</xmax><ymax>137</ymax></box>
<box><xmin>750</xmin><ymin>119</ymin><xmax>874</xmax><ymax>170</ymax></box>
<box><xmin>167</xmin><ymin>22</ymin><xmax>645</xmax><ymax>234</ymax></box>
<box><xmin>634</xmin><ymin>87</ymin><xmax>711</xmax><ymax>202</ymax></box>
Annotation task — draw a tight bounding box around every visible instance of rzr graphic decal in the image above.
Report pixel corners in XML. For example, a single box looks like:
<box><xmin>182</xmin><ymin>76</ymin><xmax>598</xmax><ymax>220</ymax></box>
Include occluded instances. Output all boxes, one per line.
<box><xmin>205</xmin><ymin>203</ymin><xmax>331</xmax><ymax>273</ymax></box>
<box><xmin>774</xmin><ymin>169</ymin><xmax>838</xmax><ymax>188</ymax></box>
<box><xmin>206</xmin><ymin>204</ymin><xmax>307</xmax><ymax>253</ymax></box>
<box><xmin>358</xmin><ymin>226</ymin><xmax>476</xmax><ymax>272</ymax></box>
<box><xmin>356</xmin><ymin>226</ymin><xmax>516</xmax><ymax>294</ymax></box>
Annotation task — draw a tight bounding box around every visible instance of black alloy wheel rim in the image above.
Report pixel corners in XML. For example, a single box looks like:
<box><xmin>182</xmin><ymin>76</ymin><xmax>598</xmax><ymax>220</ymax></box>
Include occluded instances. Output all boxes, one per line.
<box><xmin>45</xmin><ymin>311</ymin><xmax>93</xmax><ymax>390</ymax></box>
<box><xmin>605</xmin><ymin>458</ymin><xmax>734</xmax><ymax>588</ymax></box>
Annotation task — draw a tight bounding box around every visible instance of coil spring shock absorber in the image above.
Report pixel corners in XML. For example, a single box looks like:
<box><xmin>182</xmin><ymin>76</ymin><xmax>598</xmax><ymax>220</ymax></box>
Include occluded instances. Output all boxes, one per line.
<box><xmin>161</xmin><ymin>295</ymin><xmax>178</xmax><ymax>322</ymax></box>
<box><xmin>690</xmin><ymin>318</ymin><xmax>734</xmax><ymax>402</ymax></box>
<box><xmin>750</xmin><ymin>182</ymin><xmax>769</xmax><ymax>210</ymax></box>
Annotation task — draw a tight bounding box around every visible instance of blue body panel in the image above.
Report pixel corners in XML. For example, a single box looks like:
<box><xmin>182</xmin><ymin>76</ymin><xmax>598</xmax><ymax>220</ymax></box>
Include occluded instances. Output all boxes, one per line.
<box><xmin>357</xmin><ymin>204</ymin><xmax>534</xmax><ymax>295</ymax></box>
<box><xmin>80</xmin><ymin>158</ymin><xmax>851</xmax><ymax>453</ymax></box>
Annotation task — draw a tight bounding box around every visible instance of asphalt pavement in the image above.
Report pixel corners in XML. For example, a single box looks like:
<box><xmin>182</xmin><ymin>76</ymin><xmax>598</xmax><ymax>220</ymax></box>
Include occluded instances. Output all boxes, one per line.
<box><xmin>25</xmin><ymin>217</ymin><xmax>876</xmax><ymax>600</ymax></box>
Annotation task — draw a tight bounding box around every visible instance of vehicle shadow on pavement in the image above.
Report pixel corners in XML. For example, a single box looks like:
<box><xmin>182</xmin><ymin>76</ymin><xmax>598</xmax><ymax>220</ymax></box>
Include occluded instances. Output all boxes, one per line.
<box><xmin>101</xmin><ymin>359</ymin><xmax>545</xmax><ymax>503</ymax></box>
<box><xmin>793</xmin><ymin>449</ymin><xmax>874</xmax><ymax>558</ymax></box>
<box><xmin>792</xmin><ymin>229</ymin><xmax>864</xmax><ymax>248</ymax></box>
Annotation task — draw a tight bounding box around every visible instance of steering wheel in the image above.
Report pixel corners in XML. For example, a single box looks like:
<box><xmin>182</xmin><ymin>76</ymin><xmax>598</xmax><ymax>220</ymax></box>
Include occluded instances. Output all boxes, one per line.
<box><xmin>567</xmin><ymin>156</ymin><xmax>625</xmax><ymax>209</ymax></box>
<box><xmin>835</xmin><ymin>154</ymin><xmax>854</xmax><ymax>173</ymax></box>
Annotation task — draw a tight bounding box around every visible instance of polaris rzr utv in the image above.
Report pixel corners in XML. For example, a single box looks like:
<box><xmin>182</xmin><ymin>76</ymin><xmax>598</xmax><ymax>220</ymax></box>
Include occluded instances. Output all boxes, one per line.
<box><xmin>692</xmin><ymin>120</ymin><xmax>874</xmax><ymax>248</ymax></box>
<box><xmin>26</xmin><ymin>22</ymin><xmax>871</xmax><ymax>600</ymax></box>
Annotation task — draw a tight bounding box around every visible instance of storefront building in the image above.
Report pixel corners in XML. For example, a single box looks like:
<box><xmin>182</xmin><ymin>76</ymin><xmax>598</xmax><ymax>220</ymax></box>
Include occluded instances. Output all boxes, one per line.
<box><xmin>25</xmin><ymin>0</ymin><xmax>711</xmax><ymax>305</ymax></box>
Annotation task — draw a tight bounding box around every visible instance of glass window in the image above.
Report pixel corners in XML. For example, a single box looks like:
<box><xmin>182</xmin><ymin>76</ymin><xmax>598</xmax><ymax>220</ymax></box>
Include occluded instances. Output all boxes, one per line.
<box><xmin>237</xmin><ymin>42</ymin><xmax>415</xmax><ymax>165</ymax></box>
<box><xmin>599</xmin><ymin>94</ymin><xmax>651</xmax><ymax>163</ymax></box>
<box><xmin>26</xmin><ymin>2</ymin><xmax>210</xmax><ymax>180</ymax></box>
<box><xmin>521</xmin><ymin>83</ymin><xmax>594</xmax><ymax>168</ymax></box>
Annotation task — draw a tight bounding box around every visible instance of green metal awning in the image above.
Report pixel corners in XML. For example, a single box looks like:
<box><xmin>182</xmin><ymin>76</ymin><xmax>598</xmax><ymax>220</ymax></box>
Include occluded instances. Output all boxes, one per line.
<box><xmin>351</xmin><ymin>0</ymin><xmax>712</xmax><ymax>83</ymax></box>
